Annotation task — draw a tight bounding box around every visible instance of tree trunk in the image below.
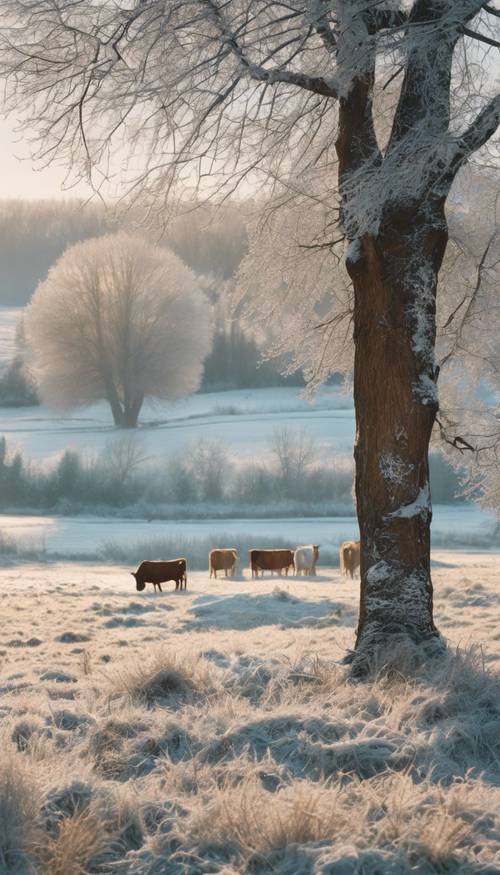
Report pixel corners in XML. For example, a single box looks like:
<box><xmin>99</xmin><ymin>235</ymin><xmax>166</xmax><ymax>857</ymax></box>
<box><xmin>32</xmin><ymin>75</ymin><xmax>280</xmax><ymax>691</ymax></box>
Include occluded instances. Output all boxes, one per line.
<box><xmin>106</xmin><ymin>385</ymin><xmax>142</xmax><ymax>428</ymax></box>
<box><xmin>118</xmin><ymin>395</ymin><xmax>143</xmax><ymax>429</ymax></box>
<box><xmin>346</xmin><ymin>203</ymin><xmax>448</xmax><ymax>673</ymax></box>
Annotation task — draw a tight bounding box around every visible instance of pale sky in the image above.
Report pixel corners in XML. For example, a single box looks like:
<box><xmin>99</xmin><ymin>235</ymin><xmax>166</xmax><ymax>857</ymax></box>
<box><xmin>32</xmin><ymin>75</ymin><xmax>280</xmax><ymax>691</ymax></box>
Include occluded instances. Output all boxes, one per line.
<box><xmin>0</xmin><ymin>119</ymin><xmax>93</xmax><ymax>200</ymax></box>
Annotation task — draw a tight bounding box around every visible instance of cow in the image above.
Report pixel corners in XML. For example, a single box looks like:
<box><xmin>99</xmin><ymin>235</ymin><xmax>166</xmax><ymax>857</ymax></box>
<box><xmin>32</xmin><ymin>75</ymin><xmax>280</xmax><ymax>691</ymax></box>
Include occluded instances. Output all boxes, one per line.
<box><xmin>249</xmin><ymin>549</ymin><xmax>294</xmax><ymax>578</ymax></box>
<box><xmin>209</xmin><ymin>548</ymin><xmax>238</xmax><ymax>578</ymax></box>
<box><xmin>340</xmin><ymin>541</ymin><xmax>360</xmax><ymax>579</ymax></box>
<box><xmin>131</xmin><ymin>559</ymin><xmax>187</xmax><ymax>593</ymax></box>
<box><xmin>294</xmin><ymin>544</ymin><xmax>320</xmax><ymax>576</ymax></box>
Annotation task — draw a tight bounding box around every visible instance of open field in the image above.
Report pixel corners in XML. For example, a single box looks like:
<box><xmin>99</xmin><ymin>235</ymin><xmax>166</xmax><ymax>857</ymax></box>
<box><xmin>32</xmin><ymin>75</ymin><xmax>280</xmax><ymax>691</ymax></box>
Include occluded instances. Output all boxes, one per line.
<box><xmin>0</xmin><ymin>552</ymin><xmax>499</xmax><ymax>873</ymax></box>
<box><xmin>0</xmin><ymin>306</ymin><xmax>356</xmax><ymax>462</ymax></box>
<box><xmin>0</xmin><ymin>385</ymin><xmax>356</xmax><ymax>464</ymax></box>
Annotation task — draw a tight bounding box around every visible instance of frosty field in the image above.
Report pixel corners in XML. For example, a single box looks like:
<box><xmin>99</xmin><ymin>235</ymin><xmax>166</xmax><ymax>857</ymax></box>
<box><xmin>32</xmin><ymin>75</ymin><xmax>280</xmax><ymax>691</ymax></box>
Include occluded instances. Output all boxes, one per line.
<box><xmin>0</xmin><ymin>503</ymin><xmax>496</xmax><ymax>559</ymax></box>
<box><xmin>0</xmin><ymin>385</ymin><xmax>356</xmax><ymax>464</ymax></box>
<box><xmin>1</xmin><ymin>552</ymin><xmax>499</xmax><ymax>874</ymax></box>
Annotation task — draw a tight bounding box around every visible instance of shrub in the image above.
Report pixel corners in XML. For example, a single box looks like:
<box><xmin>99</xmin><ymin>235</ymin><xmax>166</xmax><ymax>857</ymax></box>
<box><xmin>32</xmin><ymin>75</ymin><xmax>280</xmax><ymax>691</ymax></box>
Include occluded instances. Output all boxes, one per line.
<box><xmin>0</xmin><ymin>357</ymin><xmax>38</xmax><ymax>407</ymax></box>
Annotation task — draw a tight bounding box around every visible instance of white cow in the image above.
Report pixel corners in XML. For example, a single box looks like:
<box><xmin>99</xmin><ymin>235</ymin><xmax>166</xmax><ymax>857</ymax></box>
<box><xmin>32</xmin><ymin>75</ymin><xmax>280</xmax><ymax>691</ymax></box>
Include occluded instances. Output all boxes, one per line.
<box><xmin>294</xmin><ymin>544</ymin><xmax>320</xmax><ymax>576</ymax></box>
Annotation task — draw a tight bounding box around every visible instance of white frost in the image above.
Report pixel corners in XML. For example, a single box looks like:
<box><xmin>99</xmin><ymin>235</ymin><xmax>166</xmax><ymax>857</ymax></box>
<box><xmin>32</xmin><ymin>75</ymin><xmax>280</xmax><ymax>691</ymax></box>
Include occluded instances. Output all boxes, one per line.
<box><xmin>379</xmin><ymin>453</ymin><xmax>413</xmax><ymax>487</ymax></box>
<box><xmin>366</xmin><ymin>560</ymin><xmax>393</xmax><ymax>586</ymax></box>
<box><xmin>386</xmin><ymin>482</ymin><xmax>431</xmax><ymax>520</ymax></box>
<box><xmin>346</xmin><ymin>238</ymin><xmax>362</xmax><ymax>265</ymax></box>
<box><xmin>414</xmin><ymin>374</ymin><xmax>438</xmax><ymax>406</ymax></box>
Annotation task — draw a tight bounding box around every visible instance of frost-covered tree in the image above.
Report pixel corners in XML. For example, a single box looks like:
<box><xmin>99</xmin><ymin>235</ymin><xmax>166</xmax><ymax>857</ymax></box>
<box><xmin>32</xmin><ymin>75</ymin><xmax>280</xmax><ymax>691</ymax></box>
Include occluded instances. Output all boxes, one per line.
<box><xmin>433</xmin><ymin>176</ymin><xmax>500</xmax><ymax>511</ymax></box>
<box><xmin>2</xmin><ymin>1</ymin><xmax>499</xmax><ymax>666</ymax></box>
<box><xmin>25</xmin><ymin>234</ymin><xmax>212</xmax><ymax>428</ymax></box>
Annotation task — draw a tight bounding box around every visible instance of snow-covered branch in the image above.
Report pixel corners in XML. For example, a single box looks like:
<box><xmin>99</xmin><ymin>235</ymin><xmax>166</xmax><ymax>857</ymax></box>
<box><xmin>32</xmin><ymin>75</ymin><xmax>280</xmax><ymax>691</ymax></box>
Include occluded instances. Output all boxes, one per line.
<box><xmin>204</xmin><ymin>0</ymin><xmax>340</xmax><ymax>98</ymax></box>
<box><xmin>451</xmin><ymin>94</ymin><xmax>500</xmax><ymax>166</ymax></box>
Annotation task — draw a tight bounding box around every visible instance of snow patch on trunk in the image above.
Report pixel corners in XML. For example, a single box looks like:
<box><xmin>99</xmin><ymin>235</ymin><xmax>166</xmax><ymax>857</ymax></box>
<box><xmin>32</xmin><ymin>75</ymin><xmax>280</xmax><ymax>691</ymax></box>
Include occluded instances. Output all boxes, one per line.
<box><xmin>346</xmin><ymin>238</ymin><xmax>362</xmax><ymax>266</ymax></box>
<box><xmin>366</xmin><ymin>561</ymin><xmax>393</xmax><ymax>587</ymax></box>
<box><xmin>386</xmin><ymin>482</ymin><xmax>431</xmax><ymax>520</ymax></box>
<box><xmin>414</xmin><ymin>374</ymin><xmax>438</xmax><ymax>406</ymax></box>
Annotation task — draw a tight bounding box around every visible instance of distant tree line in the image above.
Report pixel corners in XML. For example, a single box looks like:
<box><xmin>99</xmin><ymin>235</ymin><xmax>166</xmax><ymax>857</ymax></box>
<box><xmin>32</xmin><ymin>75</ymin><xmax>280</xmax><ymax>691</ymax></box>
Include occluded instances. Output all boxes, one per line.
<box><xmin>0</xmin><ymin>357</ymin><xmax>38</xmax><ymax>406</ymax></box>
<box><xmin>0</xmin><ymin>199</ymin><xmax>303</xmax><ymax>399</ymax></box>
<box><xmin>201</xmin><ymin>325</ymin><xmax>304</xmax><ymax>391</ymax></box>
<box><xmin>0</xmin><ymin>199</ymin><xmax>249</xmax><ymax>307</ymax></box>
<box><xmin>0</xmin><ymin>432</ymin><xmax>462</xmax><ymax>515</ymax></box>
<box><xmin>0</xmin><ymin>200</ymin><xmax>112</xmax><ymax>306</ymax></box>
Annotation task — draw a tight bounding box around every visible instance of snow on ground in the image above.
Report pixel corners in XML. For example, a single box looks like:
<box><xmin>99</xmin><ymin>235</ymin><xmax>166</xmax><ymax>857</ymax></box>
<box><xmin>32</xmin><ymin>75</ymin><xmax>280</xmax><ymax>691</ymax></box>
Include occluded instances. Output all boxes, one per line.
<box><xmin>0</xmin><ymin>503</ymin><xmax>495</xmax><ymax>558</ymax></box>
<box><xmin>0</xmin><ymin>300</ymin><xmax>354</xmax><ymax>465</ymax></box>
<box><xmin>0</xmin><ymin>553</ymin><xmax>499</xmax><ymax>873</ymax></box>
<box><xmin>3</xmin><ymin>552</ymin><xmax>498</xmax><ymax>669</ymax></box>
<box><xmin>0</xmin><ymin>386</ymin><xmax>355</xmax><ymax>463</ymax></box>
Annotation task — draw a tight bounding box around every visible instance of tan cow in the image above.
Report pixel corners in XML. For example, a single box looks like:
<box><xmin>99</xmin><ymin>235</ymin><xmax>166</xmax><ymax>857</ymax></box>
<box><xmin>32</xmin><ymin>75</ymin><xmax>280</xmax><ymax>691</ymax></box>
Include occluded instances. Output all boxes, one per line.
<box><xmin>209</xmin><ymin>548</ymin><xmax>238</xmax><ymax>578</ymax></box>
<box><xmin>249</xmin><ymin>549</ymin><xmax>295</xmax><ymax>578</ymax></box>
<box><xmin>340</xmin><ymin>541</ymin><xmax>360</xmax><ymax>579</ymax></box>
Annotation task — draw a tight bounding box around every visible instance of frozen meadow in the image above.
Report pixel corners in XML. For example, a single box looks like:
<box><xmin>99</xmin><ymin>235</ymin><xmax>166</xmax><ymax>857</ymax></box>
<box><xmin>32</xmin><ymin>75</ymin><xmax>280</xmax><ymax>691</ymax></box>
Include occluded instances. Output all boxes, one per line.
<box><xmin>0</xmin><ymin>385</ymin><xmax>356</xmax><ymax>463</ymax></box>
<box><xmin>0</xmin><ymin>553</ymin><xmax>499</xmax><ymax>873</ymax></box>
<box><xmin>0</xmin><ymin>504</ymin><xmax>496</xmax><ymax>561</ymax></box>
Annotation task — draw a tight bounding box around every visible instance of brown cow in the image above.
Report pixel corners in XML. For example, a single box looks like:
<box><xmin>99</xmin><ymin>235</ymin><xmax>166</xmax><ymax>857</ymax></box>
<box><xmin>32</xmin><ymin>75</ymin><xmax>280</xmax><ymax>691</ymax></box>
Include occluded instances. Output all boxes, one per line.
<box><xmin>340</xmin><ymin>541</ymin><xmax>360</xmax><ymax>579</ymax></box>
<box><xmin>131</xmin><ymin>559</ymin><xmax>187</xmax><ymax>593</ymax></box>
<box><xmin>209</xmin><ymin>548</ymin><xmax>238</xmax><ymax>579</ymax></box>
<box><xmin>249</xmin><ymin>549</ymin><xmax>294</xmax><ymax>578</ymax></box>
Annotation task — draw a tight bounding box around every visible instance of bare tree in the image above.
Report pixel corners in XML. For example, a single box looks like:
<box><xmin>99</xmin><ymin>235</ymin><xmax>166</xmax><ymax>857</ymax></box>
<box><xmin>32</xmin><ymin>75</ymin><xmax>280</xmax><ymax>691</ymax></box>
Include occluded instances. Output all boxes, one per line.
<box><xmin>189</xmin><ymin>437</ymin><xmax>230</xmax><ymax>502</ymax></box>
<box><xmin>25</xmin><ymin>233</ymin><xmax>213</xmax><ymax>427</ymax></box>
<box><xmin>271</xmin><ymin>426</ymin><xmax>316</xmax><ymax>479</ymax></box>
<box><xmin>98</xmin><ymin>435</ymin><xmax>149</xmax><ymax>485</ymax></box>
<box><xmin>2</xmin><ymin>0</ymin><xmax>499</xmax><ymax>667</ymax></box>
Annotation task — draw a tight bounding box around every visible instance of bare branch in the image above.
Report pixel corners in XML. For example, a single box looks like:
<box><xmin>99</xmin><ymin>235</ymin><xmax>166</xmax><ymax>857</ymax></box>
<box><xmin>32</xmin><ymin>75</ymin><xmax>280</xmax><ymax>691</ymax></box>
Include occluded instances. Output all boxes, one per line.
<box><xmin>483</xmin><ymin>3</ymin><xmax>500</xmax><ymax>18</ymax></box>
<box><xmin>435</xmin><ymin>416</ymin><xmax>476</xmax><ymax>453</ymax></box>
<box><xmin>450</xmin><ymin>94</ymin><xmax>500</xmax><ymax>168</ymax></box>
<box><xmin>203</xmin><ymin>0</ymin><xmax>339</xmax><ymax>99</ymax></box>
<box><xmin>461</xmin><ymin>25</ymin><xmax>500</xmax><ymax>48</ymax></box>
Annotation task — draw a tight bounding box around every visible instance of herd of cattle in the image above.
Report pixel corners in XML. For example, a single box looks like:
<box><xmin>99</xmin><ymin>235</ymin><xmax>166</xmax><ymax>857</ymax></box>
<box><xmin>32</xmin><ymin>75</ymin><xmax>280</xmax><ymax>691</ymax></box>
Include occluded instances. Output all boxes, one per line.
<box><xmin>131</xmin><ymin>540</ymin><xmax>361</xmax><ymax>593</ymax></box>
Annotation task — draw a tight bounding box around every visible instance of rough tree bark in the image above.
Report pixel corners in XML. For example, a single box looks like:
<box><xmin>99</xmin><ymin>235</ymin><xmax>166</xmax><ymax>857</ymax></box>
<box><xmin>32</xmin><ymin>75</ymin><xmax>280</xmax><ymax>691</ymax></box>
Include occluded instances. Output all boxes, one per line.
<box><xmin>331</xmin><ymin>2</ymin><xmax>495</xmax><ymax>669</ymax></box>
<box><xmin>117</xmin><ymin>395</ymin><xmax>143</xmax><ymax>429</ymax></box>
<box><xmin>103</xmin><ymin>368</ymin><xmax>143</xmax><ymax>428</ymax></box>
<box><xmin>345</xmin><ymin>204</ymin><xmax>448</xmax><ymax>667</ymax></box>
<box><xmin>107</xmin><ymin>394</ymin><xmax>143</xmax><ymax>428</ymax></box>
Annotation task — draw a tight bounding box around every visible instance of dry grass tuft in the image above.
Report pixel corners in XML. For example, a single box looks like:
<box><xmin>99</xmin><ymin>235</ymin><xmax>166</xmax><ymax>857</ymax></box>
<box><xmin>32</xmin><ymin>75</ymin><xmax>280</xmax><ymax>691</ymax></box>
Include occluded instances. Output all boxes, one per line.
<box><xmin>181</xmin><ymin>776</ymin><xmax>346</xmax><ymax>859</ymax></box>
<box><xmin>348</xmin><ymin>632</ymin><xmax>446</xmax><ymax>682</ymax></box>
<box><xmin>102</xmin><ymin>649</ymin><xmax>219</xmax><ymax>707</ymax></box>
<box><xmin>37</xmin><ymin>809</ymin><xmax>109</xmax><ymax>875</ymax></box>
<box><xmin>0</xmin><ymin>756</ymin><xmax>41</xmax><ymax>872</ymax></box>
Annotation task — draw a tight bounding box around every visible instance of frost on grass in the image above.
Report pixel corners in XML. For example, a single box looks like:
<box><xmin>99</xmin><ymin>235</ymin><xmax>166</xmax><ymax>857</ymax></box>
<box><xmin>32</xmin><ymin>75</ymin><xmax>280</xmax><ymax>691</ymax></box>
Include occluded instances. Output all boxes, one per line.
<box><xmin>0</xmin><ymin>757</ymin><xmax>40</xmax><ymax>872</ymax></box>
<box><xmin>0</xmin><ymin>564</ymin><xmax>499</xmax><ymax>874</ymax></box>
<box><xmin>101</xmin><ymin>650</ymin><xmax>220</xmax><ymax>708</ymax></box>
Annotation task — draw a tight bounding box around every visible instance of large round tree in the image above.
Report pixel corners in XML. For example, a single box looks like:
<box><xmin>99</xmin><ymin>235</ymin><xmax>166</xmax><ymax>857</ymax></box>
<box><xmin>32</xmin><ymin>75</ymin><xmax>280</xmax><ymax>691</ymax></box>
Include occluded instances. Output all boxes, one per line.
<box><xmin>25</xmin><ymin>233</ymin><xmax>213</xmax><ymax>427</ymax></box>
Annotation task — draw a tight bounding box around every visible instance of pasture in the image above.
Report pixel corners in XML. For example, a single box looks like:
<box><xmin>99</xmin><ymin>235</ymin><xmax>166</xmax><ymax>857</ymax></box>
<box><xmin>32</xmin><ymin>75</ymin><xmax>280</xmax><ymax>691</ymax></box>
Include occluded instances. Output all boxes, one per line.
<box><xmin>0</xmin><ymin>552</ymin><xmax>499</xmax><ymax>873</ymax></box>
<box><xmin>0</xmin><ymin>381</ymin><xmax>355</xmax><ymax>465</ymax></box>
